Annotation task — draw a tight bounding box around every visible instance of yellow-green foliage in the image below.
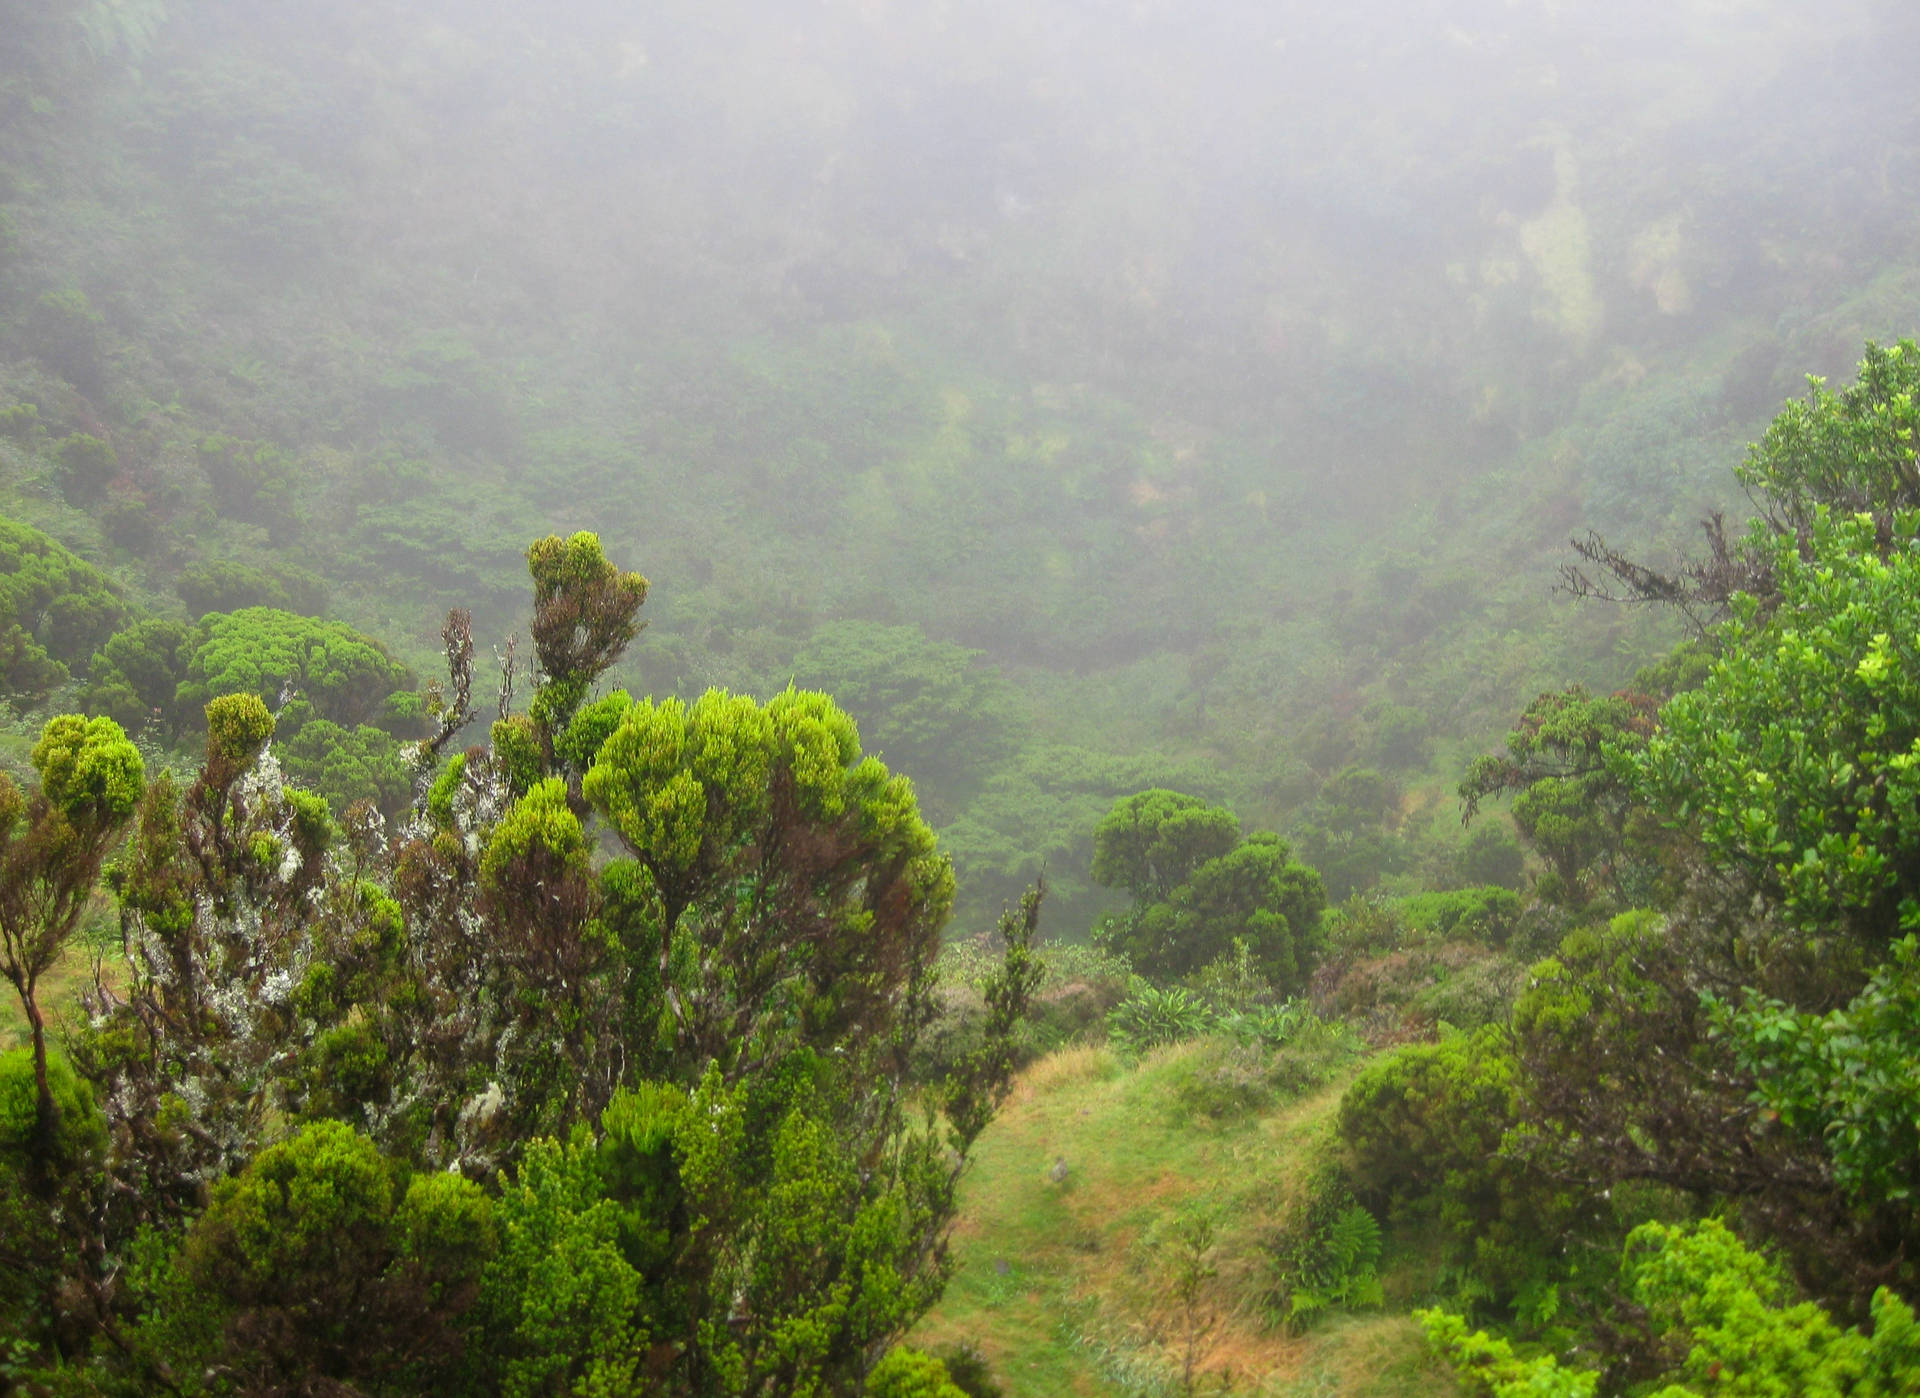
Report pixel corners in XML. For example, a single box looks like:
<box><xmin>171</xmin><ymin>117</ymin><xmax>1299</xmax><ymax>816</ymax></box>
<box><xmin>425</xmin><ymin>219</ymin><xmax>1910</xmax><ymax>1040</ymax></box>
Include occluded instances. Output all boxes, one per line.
<box><xmin>481</xmin><ymin>778</ymin><xmax>588</xmax><ymax>895</ymax></box>
<box><xmin>490</xmin><ymin>713</ymin><xmax>545</xmax><ymax>794</ymax></box>
<box><xmin>0</xmin><ymin>1045</ymin><xmax>105</xmax><ymax>1166</ymax></box>
<box><xmin>866</xmin><ymin>1347</ymin><xmax>968</xmax><ymax>1398</ymax></box>
<box><xmin>180</xmin><ymin>607</ymin><xmax>411</xmax><ymax>730</ymax></box>
<box><xmin>204</xmin><ymin>692</ymin><xmax>275</xmax><ymax>767</ymax></box>
<box><xmin>584</xmin><ymin>689</ymin><xmax>777</xmax><ymax>879</ymax></box>
<box><xmin>1422</xmin><ymin>1219</ymin><xmax>1920</xmax><ymax>1398</ymax></box>
<box><xmin>30</xmin><ymin>713</ymin><xmax>143</xmax><ymax>821</ymax></box>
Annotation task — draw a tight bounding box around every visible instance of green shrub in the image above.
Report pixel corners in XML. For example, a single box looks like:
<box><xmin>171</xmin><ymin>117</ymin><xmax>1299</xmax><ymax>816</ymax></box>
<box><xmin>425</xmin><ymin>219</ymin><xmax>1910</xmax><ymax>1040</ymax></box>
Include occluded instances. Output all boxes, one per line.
<box><xmin>180</xmin><ymin>607</ymin><xmax>412</xmax><ymax>729</ymax></box>
<box><xmin>866</xmin><ymin>1347</ymin><xmax>969</xmax><ymax>1398</ymax></box>
<box><xmin>1269</xmin><ymin>1165</ymin><xmax>1384</xmax><ymax>1333</ymax></box>
<box><xmin>0</xmin><ymin>515</ymin><xmax>127</xmax><ymax>699</ymax></box>
<box><xmin>1106</xmin><ymin>982</ymin><xmax>1211</xmax><ymax>1056</ymax></box>
<box><xmin>1338</xmin><ymin>1025</ymin><xmax>1577</xmax><ymax>1305</ymax></box>
<box><xmin>1398</xmin><ymin>886</ymin><xmax>1524</xmax><ymax>947</ymax></box>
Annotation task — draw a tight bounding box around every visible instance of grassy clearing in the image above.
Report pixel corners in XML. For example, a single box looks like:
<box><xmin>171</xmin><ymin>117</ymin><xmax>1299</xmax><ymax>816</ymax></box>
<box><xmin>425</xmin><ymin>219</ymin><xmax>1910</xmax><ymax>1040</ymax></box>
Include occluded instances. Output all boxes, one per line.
<box><xmin>0</xmin><ymin>894</ymin><xmax>119</xmax><ymax>1052</ymax></box>
<box><xmin>911</xmin><ymin>1038</ymin><xmax>1460</xmax><ymax>1397</ymax></box>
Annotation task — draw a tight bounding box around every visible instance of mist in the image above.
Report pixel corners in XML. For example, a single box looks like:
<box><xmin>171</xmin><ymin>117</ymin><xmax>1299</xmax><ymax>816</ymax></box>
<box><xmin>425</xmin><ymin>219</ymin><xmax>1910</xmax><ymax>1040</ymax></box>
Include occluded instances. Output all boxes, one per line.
<box><xmin>3</xmin><ymin>0</ymin><xmax>1919</xmax><ymax>927</ymax></box>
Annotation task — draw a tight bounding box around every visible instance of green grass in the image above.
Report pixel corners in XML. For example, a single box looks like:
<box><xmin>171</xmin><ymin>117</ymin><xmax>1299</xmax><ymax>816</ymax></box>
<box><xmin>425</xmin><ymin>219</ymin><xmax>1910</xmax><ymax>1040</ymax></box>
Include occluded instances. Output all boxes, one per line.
<box><xmin>911</xmin><ymin>1039</ymin><xmax>1461</xmax><ymax>1396</ymax></box>
<box><xmin>0</xmin><ymin>896</ymin><xmax>118</xmax><ymax>1052</ymax></box>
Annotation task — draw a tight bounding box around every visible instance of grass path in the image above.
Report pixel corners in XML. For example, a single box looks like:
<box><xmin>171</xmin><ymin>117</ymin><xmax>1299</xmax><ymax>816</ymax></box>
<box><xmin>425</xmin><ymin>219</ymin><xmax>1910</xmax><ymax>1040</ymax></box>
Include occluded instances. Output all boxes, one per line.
<box><xmin>911</xmin><ymin>1041</ymin><xmax>1458</xmax><ymax>1397</ymax></box>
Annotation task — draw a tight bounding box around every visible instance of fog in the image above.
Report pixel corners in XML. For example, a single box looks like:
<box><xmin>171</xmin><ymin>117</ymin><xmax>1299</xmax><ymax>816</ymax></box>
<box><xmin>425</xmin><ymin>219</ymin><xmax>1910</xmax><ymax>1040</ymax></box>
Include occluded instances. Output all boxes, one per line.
<box><xmin>5</xmin><ymin>0</ymin><xmax>1919</xmax><ymax>925</ymax></box>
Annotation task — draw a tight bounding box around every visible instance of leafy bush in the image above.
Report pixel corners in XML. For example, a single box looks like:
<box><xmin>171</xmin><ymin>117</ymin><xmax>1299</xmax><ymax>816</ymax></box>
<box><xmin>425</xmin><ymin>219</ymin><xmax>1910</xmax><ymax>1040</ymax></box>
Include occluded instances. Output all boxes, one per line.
<box><xmin>1094</xmin><ymin>791</ymin><xmax>1326</xmax><ymax>989</ymax></box>
<box><xmin>1637</xmin><ymin>508</ymin><xmax>1920</xmax><ymax>945</ymax></box>
<box><xmin>1398</xmin><ymin>886</ymin><xmax>1524</xmax><ymax>947</ymax></box>
<box><xmin>865</xmin><ymin>1347</ymin><xmax>969</xmax><ymax>1398</ymax></box>
<box><xmin>1268</xmin><ymin>1166</ymin><xmax>1384</xmax><ymax>1333</ymax></box>
<box><xmin>1419</xmin><ymin>1310</ymin><xmax>1596</xmax><ymax>1397</ymax></box>
<box><xmin>1709</xmin><ymin>932</ymin><xmax>1920</xmax><ymax>1208</ymax></box>
<box><xmin>1106</xmin><ymin>983</ymin><xmax>1211</xmax><ymax>1056</ymax></box>
<box><xmin>1339</xmin><ymin>1025</ymin><xmax>1577</xmax><ymax>1305</ymax></box>
<box><xmin>80</xmin><ymin>619</ymin><xmax>198</xmax><ymax>736</ymax></box>
<box><xmin>276</xmin><ymin>711</ymin><xmax>413</xmax><ymax>820</ymax></box>
<box><xmin>180</xmin><ymin>607</ymin><xmax>413</xmax><ymax>730</ymax></box>
<box><xmin>1422</xmin><ymin>1218</ymin><xmax>1920</xmax><ymax>1397</ymax></box>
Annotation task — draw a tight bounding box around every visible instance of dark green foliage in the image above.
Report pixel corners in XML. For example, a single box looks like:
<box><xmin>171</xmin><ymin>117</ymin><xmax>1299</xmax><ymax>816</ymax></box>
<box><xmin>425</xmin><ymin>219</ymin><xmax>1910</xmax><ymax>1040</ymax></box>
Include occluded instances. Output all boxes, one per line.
<box><xmin>930</xmin><ymin>1342</ymin><xmax>1003</xmax><ymax>1398</ymax></box>
<box><xmin>0</xmin><ymin>516</ymin><xmax>126</xmax><ymax>701</ymax></box>
<box><xmin>79</xmin><ymin>619</ymin><xmax>196</xmax><ymax>737</ymax></box>
<box><xmin>1092</xmin><ymin>789</ymin><xmax>1240</xmax><ymax>904</ymax></box>
<box><xmin>1290</xmin><ymin>767</ymin><xmax>1408</xmax><ymax>902</ymax></box>
<box><xmin>1460</xmin><ymin>685</ymin><xmax>1661</xmax><ymax>907</ymax></box>
<box><xmin>1339</xmin><ymin>1025</ymin><xmax>1578</xmax><ymax>1306</ymax></box>
<box><xmin>145</xmin><ymin>1120</ymin><xmax>495</xmax><ymax>1393</ymax></box>
<box><xmin>175</xmin><ymin>558</ymin><xmax>326</xmax><ymax>618</ymax></box>
<box><xmin>276</xmin><ymin>709</ymin><xmax>413</xmax><ymax>820</ymax></box>
<box><xmin>1094</xmin><ymin>792</ymin><xmax>1326</xmax><ymax>988</ymax></box>
<box><xmin>52</xmin><ymin>433</ymin><xmax>114</xmax><ymax>506</ymax></box>
<box><xmin>179</xmin><ymin>606</ymin><xmax>412</xmax><ymax>730</ymax></box>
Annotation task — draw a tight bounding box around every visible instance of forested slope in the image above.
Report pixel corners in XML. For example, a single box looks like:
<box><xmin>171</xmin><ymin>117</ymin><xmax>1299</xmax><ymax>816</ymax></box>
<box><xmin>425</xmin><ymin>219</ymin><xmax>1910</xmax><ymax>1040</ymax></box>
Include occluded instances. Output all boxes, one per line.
<box><xmin>3</xmin><ymin>0</ymin><xmax>1918</xmax><ymax>930</ymax></box>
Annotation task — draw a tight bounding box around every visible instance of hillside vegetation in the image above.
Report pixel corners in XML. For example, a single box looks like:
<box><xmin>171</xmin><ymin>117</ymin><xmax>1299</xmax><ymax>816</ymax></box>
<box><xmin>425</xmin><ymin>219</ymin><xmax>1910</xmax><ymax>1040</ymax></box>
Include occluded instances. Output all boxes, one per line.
<box><xmin>5</xmin><ymin>1</ymin><xmax>1920</xmax><ymax>1394</ymax></box>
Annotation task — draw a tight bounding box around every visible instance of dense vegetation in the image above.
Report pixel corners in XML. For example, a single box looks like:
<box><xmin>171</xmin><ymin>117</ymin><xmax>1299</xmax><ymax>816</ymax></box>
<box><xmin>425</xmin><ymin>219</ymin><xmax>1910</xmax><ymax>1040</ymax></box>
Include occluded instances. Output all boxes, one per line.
<box><xmin>4</xmin><ymin>0</ymin><xmax>1920</xmax><ymax>1393</ymax></box>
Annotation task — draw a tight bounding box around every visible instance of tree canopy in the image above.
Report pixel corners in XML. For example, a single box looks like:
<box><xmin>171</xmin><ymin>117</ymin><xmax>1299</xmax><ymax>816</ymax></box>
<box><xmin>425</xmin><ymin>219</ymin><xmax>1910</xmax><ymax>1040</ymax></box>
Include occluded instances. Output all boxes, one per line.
<box><xmin>1092</xmin><ymin>790</ymin><xmax>1326</xmax><ymax>987</ymax></box>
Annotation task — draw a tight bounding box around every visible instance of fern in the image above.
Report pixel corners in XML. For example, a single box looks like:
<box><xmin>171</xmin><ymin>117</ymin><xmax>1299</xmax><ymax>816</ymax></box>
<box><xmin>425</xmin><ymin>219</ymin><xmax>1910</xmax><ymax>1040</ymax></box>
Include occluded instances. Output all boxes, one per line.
<box><xmin>1325</xmin><ymin>1204</ymin><xmax>1382</xmax><ymax>1276</ymax></box>
<box><xmin>1269</xmin><ymin>1173</ymin><xmax>1386</xmax><ymax>1333</ymax></box>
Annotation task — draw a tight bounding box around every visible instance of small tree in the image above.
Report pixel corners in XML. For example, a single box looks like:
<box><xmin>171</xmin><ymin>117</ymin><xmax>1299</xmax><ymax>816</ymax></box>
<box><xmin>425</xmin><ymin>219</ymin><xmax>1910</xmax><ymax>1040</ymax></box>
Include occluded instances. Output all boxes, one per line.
<box><xmin>1093</xmin><ymin>791</ymin><xmax>1324</xmax><ymax>987</ymax></box>
<box><xmin>0</xmin><ymin>716</ymin><xmax>142</xmax><ymax>1154</ymax></box>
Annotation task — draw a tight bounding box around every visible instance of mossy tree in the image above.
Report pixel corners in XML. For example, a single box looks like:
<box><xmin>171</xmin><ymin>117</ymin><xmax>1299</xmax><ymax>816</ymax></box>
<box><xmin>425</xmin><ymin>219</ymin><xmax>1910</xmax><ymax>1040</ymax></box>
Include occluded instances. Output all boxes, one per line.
<box><xmin>45</xmin><ymin>533</ymin><xmax>1039</xmax><ymax>1395</ymax></box>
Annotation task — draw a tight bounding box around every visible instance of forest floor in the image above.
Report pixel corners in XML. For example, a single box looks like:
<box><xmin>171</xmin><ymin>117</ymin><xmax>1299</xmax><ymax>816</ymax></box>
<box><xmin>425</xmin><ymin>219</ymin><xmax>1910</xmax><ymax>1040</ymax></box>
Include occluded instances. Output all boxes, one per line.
<box><xmin>909</xmin><ymin>1041</ymin><xmax>1457</xmax><ymax>1397</ymax></box>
